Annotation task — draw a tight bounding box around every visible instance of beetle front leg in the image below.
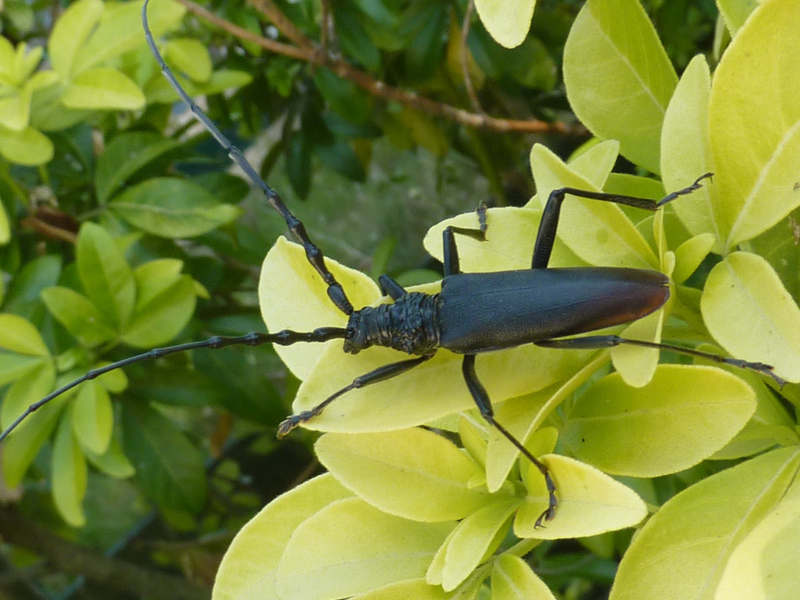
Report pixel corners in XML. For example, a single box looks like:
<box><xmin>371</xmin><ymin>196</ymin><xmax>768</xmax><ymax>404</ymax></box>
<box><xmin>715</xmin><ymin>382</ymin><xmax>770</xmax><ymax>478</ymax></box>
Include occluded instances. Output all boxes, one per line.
<box><xmin>461</xmin><ymin>354</ymin><xmax>557</xmax><ymax>526</ymax></box>
<box><xmin>277</xmin><ymin>354</ymin><xmax>434</xmax><ymax>437</ymax></box>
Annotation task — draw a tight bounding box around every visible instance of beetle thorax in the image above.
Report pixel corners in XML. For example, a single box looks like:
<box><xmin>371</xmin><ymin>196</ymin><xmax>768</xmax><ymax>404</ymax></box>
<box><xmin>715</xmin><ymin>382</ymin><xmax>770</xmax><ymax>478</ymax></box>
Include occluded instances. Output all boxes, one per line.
<box><xmin>343</xmin><ymin>292</ymin><xmax>441</xmax><ymax>355</ymax></box>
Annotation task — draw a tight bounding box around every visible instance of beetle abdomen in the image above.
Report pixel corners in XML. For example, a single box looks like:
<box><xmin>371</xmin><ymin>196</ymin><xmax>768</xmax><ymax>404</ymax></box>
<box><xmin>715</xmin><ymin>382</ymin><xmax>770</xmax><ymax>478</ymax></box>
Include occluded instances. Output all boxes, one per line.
<box><xmin>438</xmin><ymin>268</ymin><xmax>669</xmax><ymax>353</ymax></box>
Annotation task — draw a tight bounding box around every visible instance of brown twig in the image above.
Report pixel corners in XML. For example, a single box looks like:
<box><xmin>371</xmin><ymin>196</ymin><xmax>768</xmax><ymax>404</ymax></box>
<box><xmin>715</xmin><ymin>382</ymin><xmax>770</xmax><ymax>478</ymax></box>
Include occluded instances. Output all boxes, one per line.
<box><xmin>249</xmin><ymin>0</ymin><xmax>313</xmax><ymax>49</ymax></box>
<box><xmin>173</xmin><ymin>0</ymin><xmax>583</xmax><ymax>136</ymax></box>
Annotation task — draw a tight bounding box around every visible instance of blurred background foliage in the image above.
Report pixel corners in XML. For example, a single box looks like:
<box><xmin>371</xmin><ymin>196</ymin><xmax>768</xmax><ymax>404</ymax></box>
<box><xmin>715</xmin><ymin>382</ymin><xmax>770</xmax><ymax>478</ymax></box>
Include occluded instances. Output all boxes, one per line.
<box><xmin>0</xmin><ymin>0</ymin><xmax>723</xmax><ymax>598</ymax></box>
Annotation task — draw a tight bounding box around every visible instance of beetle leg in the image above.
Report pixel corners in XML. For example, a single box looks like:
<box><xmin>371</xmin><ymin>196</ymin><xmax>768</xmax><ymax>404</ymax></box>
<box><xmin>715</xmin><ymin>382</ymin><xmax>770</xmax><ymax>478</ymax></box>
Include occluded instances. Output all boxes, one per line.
<box><xmin>461</xmin><ymin>354</ymin><xmax>557</xmax><ymax>526</ymax></box>
<box><xmin>536</xmin><ymin>335</ymin><xmax>786</xmax><ymax>387</ymax></box>
<box><xmin>277</xmin><ymin>354</ymin><xmax>435</xmax><ymax>437</ymax></box>
<box><xmin>378</xmin><ymin>274</ymin><xmax>407</xmax><ymax>300</ymax></box>
<box><xmin>442</xmin><ymin>203</ymin><xmax>488</xmax><ymax>276</ymax></box>
<box><xmin>532</xmin><ymin>173</ymin><xmax>713</xmax><ymax>269</ymax></box>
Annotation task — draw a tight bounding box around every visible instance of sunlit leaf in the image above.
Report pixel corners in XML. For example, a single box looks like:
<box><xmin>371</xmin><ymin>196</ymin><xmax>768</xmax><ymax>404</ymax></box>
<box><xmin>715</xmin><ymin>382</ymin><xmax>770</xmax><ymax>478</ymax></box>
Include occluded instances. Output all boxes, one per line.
<box><xmin>561</xmin><ymin>365</ymin><xmax>756</xmax><ymax>476</ymax></box>
<box><xmin>701</xmin><ymin>252</ymin><xmax>800</xmax><ymax>384</ymax></box>
<box><xmin>709</xmin><ymin>0</ymin><xmax>800</xmax><ymax>248</ymax></box>
<box><xmin>563</xmin><ymin>0</ymin><xmax>676</xmax><ymax>173</ymax></box>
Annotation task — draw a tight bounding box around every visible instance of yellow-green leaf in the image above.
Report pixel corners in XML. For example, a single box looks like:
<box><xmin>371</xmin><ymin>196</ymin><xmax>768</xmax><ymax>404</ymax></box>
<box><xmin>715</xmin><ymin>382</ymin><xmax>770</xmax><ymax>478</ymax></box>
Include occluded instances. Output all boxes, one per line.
<box><xmin>259</xmin><ymin>237</ymin><xmax>381</xmax><ymax>380</ymax></box>
<box><xmin>0</xmin><ymin>314</ymin><xmax>50</xmax><ymax>356</ymax></box>
<box><xmin>0</xmin><ymin>125</ymin><xmax>54</xmax><ymax>166</ymax></box>
<box><xmin>48</xmin><ymin>0</ymin><xmax>104</xmax><ymax>79</ymax></box>
<box><xmin>212</xmin><ymin>474</ymin><xmax>352</xmax><ymax>600</ymax></box>
<box><xmin>563</xmin><ymin>0</ymin><xmax>676</xmax><ymax>173</ymax></box>
<box><xmin>276</xmin><ymin>498</ymin><xmax>454</xmax><ymax>600</ymax></box>
<box><xmin>715</xmin><ymin>477</ymin><xmax>800</xmax><ymax>600</ymax></box>
<box><xmin>474</xmin><ymin>0</ymin><xmax>536</xmax><ymax>49</ymax></box>
<box><xmin>661</xmin><ymin>55</ymin><xmax>720</xmax><ymax>249</ymax></box>
<box><xmin>315</xmin><ymin>429</ymin><xmax>492</xmax><ymax>522</ymax></box>
<box><xmin>492</xmin><ymin>554</ymin><xmax>557</xmax><ymax>600</ymax></box>
<box><xmin>52</xmin><ymin>415</ymin><xmax>88</xmax><ymax>527</ymax></box>
<box><xmin>610</xmin><ymin>446</ymin><xmax>800</xmax><ymax>600</ymax></box>
<box><xmin>514</xmin><ymin>455</ymin><xmax>647</xmax><ymax>539</ymax></box>
<box><xmin>709</xmin><ymin>0</ymin><xmax>800</xmax><ymax>248</ymax></box>
<box><xmin>701</xmin><ymin>252</ymin><xmax>800</xmax><ymax>384</ymax></box>
<box><xmin>561</xmin><ymin>365</ymin><xmax>757</xmax><ymax>476</ymax></box>
<box><xmin>165</xmin><ymin>38</ymin><xmax>212</xmax><ymax>83</ymax></box>
<box><xmin>62</xmin><ymin>67</ymin><xmax>145</xmax><ymax>110</ymax></box>
<box><xmin>438</xmin><ymin>499</ymin><xmax>519</xmax><ymax>591</ymax></box>
<box><xmin>71</xmin><ymin>381</ymin><xmax>112</xmax><ymax>455</ymax></box>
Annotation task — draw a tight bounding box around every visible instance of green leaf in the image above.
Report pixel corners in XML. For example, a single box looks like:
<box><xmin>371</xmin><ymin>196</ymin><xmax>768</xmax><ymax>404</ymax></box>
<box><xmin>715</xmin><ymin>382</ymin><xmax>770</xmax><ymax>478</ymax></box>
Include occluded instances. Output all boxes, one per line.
<box><xmin>41</xmin><ymin>286</ymin><xmax>116</xmax><ymax>346</ymax></box>
<box><xmin>0</xmin><ymin>196</ymin><xmax>9</xmax><ymax>244</ymax></box>
<box><xmin>529</xmin><ymin>143</ymin><xmax>658</xmax><ymax>270</ymax></box>
<box><xmin>95</xmin><ymin>131</ymin><xmax>181</xmax><ymax>203</ymax></box>
<box><xmin>563</xmin><ymin>0</ymin><xmax>677</xmax><ymax>173</ymax></box>
<box><xmin>313</xmin><ymin>68</ymin><xmax>370</xmax><ymax>125</ymax></box>
<box><xmin>48</xmin><ymin>0</ymin><xmax>104</xmax><ymax>79</ymax></box>
<box><xmin>435</xmin><ymin>499</ymin><xmax>519</xmax><ymax>591</ymax></box>
<box><xmin>0</xmin><ymin>360</ymin><xmax>56</xmax><ymax>433</ymax></box>
<box><xmin>70</xmin><ymin>381</ymin><xmax>112</xmax><ymax>455</ymax></box>
<box><xmin>0</xmin><ymin>125</ymin><xmax>54</xmax><ymax>166</ymax></box>
<box><xmin>514</xmin><ymin>455</ymin><xmax>647</xmax><ymax>539</ymax></box>
<box><xmin>314</xmin><ymin>139</ymin><xmax>366</xmax><ymax>181</ymax></box>
<box><xmin>350</xmin><ymin>580</ymin><xmax>450</xmax><ymax>600</ymax></box>
<box><xmin>213</xmin><ymin>474</ymin><xmax>353</xmax><ymax>600</ymax></box>
<box><xmin>0</xmin><ymin>313</ymin><xmax>50</xmax><ymax>356</ymax></box>
<box><xmin>610</xmin><ymin>446</ymin><xmax>800</xmax><ymax>600</ymax></box>
<box><xmin>76</xmin><ymin>222</ymin><xmax>136</xmax><ymax>327</ymax></box>
<box><xmin>109</xmin><ymin>178</ymin><xmax>241</xmax><ymax>238</ymax></box>
<box><xmin>660</xmin><ymin>55</ymin><xmax>719</xmax><ymax>249</ymax></box>
<box><xmin>492</xmin><ymin>554</ymin><xmax>557</xmax><ymax>600</ymax></box>
<box><xmin>561</xmin><ymin>365</ymin><xmax>757</xmax><ymax>476</ymax></box>
<box><xmin>709</xmin><ymin>0</ymin><xmax>800</xmax><ymax>249</ymax></box>
<box><xmin>701</xmin><ymin>252</ymin><xmax>800</xmax><ymax>384</ymax></box>
<box><xmin>315</xmin><ymin>429</ymin><xmax>493</xmax><ymax>522</ymax></box>
<box><xmin>275</xmin><ymin>497</ymin><xmax>455</xmax><ymax>600</ymax></box>
<box><xmin>715</xmin><ymin>476</ymin><xmax>800</xmax><ymax>600</ymax></box>
<box><xmin>717</xmin><ymin>0</ymin><xmax>760</xmax><ymax>36</ymax></box>
<box><xmin>165</xmin><ymin>38</ymin><xmax>212</xmax><ymax>83</ymax></box>
<box><xmin>84</xmin><ymin>436</ymin><xmax>135</xmax><ymax>479</ymax></box>
<box><xmin>122</xmin><ymin>271</ymin><xmax>195</xmax><ymax>349</ymax></box>
<box><xmin>334</xmin><ymin>4</ymin><xmax>381</xmax><ymax>71</ymax></box>
<box><xmin>474</xmin><ymin>0</ymin><xmax>536</xmax><ymax>48</ymax></box>
<box><xmin>61</xmin><ymin>67</ymin><xmax>145</xmax><ymax>110</ymax></box>
<box><xmin>71</xmin><ymin>0</ymin><xmax>186</xmax><ymax>75</ymax></box>
<box><xmin>672</xmin><ymin>233</ymin><xmax>715</xmax><ymax>285</ymax></box>
<box><xmin>0</xmin><ymin>353</ymin><xmax>46</xmax><ymax>387</ymax></box>
<box><xmin>51</xmin><ymin>415</ymin><xmax>88</xmax><ymax>527</ymax></box>
<box><xmin>122</xmin><ymin>401</ymin><xmax>207</xmax><ymax>513</ymax></box>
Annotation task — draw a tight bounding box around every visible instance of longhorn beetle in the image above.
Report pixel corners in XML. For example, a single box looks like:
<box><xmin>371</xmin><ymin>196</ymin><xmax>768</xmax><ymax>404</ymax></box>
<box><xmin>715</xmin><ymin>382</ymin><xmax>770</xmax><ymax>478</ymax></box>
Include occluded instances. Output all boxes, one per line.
<box><xmin>0</xmin><ymin>0</ymin><xmax>785</xmax><ymax>526</ymax></box>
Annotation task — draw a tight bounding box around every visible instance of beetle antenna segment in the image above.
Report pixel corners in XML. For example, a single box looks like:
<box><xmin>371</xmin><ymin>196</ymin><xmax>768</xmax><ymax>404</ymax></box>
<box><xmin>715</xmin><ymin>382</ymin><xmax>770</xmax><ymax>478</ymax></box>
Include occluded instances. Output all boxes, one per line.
<box><xmin>141</xmin><ymin>0</ymin><xmax>353</xmax><ymax>317</ymax></box>
<box><xmin>0</xmin><ymin>328</ymin><xmax>348</xmax><ymax>443</ymax></box>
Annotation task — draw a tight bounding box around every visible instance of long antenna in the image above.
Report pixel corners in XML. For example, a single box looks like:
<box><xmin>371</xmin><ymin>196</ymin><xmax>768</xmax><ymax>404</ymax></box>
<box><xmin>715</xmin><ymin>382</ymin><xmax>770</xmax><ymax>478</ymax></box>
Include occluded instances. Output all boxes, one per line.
<box><xmin>141</xmin><ymin>0</ymin><xmax>353</xmax><ymax>316</ymax></box>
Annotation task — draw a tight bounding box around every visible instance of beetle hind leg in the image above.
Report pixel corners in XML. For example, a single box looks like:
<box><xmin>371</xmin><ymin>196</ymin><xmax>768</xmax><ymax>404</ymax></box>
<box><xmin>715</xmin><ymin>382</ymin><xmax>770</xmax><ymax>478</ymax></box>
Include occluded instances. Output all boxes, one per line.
<box><xmin>461</xmin><ymin>354</ymin><xmax>557</xmax><ymax>526</ymax></box>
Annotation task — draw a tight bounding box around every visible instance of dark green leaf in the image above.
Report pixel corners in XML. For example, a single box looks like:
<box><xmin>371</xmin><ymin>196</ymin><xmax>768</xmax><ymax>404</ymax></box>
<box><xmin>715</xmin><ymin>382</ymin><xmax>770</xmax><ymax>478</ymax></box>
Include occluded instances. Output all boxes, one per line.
<box><xmin>122</xmin><ymin>401</ymin><xmax>207</xmax><ymax>513</ymax></box>
<box><xmin>95</xmin><ymin>131</ymin><xmax>180</xmax><ymax>203</ymax></box>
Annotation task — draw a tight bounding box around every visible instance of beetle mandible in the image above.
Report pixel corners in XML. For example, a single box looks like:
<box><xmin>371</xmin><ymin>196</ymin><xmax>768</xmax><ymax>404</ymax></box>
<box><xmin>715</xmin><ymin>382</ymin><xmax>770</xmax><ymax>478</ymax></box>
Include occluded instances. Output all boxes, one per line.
<box><xmin>0</xmin><ymin>0</ymin><xmax>785</xmax><ymax>527</ymax></box>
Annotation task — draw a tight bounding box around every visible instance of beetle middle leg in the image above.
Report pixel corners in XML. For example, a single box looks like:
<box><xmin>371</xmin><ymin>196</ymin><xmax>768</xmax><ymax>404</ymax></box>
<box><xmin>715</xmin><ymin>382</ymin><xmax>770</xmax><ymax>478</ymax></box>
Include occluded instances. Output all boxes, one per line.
<box><xmin>445</xmin><ymin>224</ymin><xmax>559</xmax><ymax>525</ymax></box>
